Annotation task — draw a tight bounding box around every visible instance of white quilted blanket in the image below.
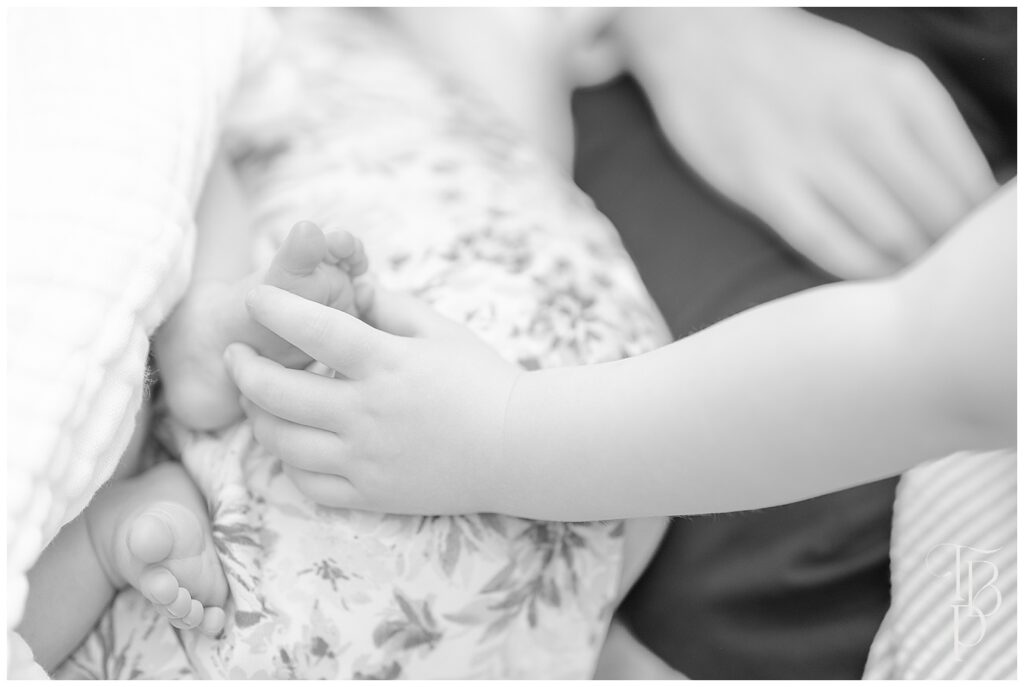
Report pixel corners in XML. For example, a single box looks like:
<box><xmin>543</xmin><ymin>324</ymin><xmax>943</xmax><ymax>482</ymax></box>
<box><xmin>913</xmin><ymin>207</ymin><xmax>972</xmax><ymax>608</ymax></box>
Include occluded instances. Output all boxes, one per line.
<box><xmin>7</xmin><ymin>7</ymin><xmax>274</xmax><ymax>677</ymax></box>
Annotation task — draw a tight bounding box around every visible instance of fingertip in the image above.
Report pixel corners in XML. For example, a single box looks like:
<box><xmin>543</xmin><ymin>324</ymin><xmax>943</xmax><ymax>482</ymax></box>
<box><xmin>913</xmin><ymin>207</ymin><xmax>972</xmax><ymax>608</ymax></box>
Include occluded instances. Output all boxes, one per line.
<box><xmin>244</xmin><ymin>284</ymin><xmax>268</xmax><ymax>311</ymax></box>
<box><xmin>223</xmin><ymin>342</ymin><xmax>254</xmax><ymax>367</ymax></box>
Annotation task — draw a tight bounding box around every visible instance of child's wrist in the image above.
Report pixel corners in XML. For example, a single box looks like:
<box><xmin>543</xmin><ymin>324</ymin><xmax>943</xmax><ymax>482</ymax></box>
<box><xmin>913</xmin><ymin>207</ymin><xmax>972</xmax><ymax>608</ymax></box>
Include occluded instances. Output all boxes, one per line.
<box><xmin>489</xmin><ymin>367</ymin><xmax>555</xmax><ymax>518</ymax></box>
<box><xmin>491</xmin><ymin>368</ymin><xmax>526</xmax><ymax>512</ymax></box>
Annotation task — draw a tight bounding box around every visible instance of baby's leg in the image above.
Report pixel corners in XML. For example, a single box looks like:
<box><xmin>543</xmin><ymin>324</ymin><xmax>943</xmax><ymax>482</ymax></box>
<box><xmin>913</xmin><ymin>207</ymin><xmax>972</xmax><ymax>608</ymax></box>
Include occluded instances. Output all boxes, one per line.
<box><xmin>594</xmin><ymin>618</ymin><xmax>685</xmax><ymax>679</ymax></box>
<box><xmin>18</xmin><ymin>508</ymin><xmax>121</xmax><ymax>673</ymax></box>
<box><xmin>17</xmin><ymin>432</ymin><xmax>226</xmax><ymax>674</ymax></box>
<box><xmin>155</xmin><ymin>152</ymin><xmax>371</xmax><ymax>431</ymax></box>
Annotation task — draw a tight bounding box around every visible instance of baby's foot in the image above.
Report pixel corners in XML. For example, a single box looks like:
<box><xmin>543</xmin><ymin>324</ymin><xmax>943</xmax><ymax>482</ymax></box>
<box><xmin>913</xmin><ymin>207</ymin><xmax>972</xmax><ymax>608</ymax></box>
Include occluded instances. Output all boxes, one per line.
<box><xmin>85</xmin><ymin>462</ymin><xmax>229</xmax><ymax>636</ymax></box>
<box><xmin>249</xmin><ymin>221</ymin><xmax>371</xmax><ymax>368</ymax></box>
<box><xmin>158</xmin><ymin>221</ymin><xmax>372</xmax><ymax>431</ymax></box>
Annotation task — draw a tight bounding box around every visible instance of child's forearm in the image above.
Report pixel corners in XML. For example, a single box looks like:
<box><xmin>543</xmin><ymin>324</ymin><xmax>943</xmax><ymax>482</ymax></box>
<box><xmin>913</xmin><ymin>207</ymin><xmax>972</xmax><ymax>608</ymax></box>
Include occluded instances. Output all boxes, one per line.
<box><xmin>501</xmin><ymin>282</ymin><xmax>932</xmax><ymax>519</ymax></box>
<box><xmin>17</xmin><ymin>515</ymin><xmax>117</xmax><ymax>674</ymax></box>
<box><xmin>499</xmin><ymin>185</ymin><xmax>1015</xmax><ymax>521</ymax></box>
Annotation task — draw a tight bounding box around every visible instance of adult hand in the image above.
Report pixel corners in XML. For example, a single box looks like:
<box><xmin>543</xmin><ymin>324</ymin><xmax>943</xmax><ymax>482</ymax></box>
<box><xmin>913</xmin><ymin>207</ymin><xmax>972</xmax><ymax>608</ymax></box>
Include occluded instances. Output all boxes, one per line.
<box><xmin>616</xmin><ymin>8</ymin><xmax>997</xmax><ymax>279</ymax></box>
<box><xmin>223</xmin><ymin>286</ymin><xmax>521</xmax><ymax>514</ymax></box>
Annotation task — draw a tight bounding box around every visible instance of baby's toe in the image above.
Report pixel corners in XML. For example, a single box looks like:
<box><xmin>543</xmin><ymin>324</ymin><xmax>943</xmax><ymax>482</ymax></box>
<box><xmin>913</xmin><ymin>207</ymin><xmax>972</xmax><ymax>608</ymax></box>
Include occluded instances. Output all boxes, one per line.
<box><xmin>325</xmin><ymin>230</ymin><xmax>358</xmax><ymax>263</ymax></box>
<box><xmin>199</xmin><ymin>607</ymin><xmax>226</xmax><ymax>637</ymax></box>
<box><xmin>268</xmin><ymin>221</ymin><xmax>328</xmax><ymax>280</ymax></box>
<box><xmin>354</xmin><ymin>280</ymin><xmax>375</xmax><ymax>313</ymax></box>
<box><xmin>171</xmin><ymin>599</ymin><xmax>205</xmax><ymax>630</ymax></box>
<box><xmin>127</xmin><ymin>511</ymin><xmax>175</xmax><ymax>564</ymax></box>
<box><xmin>344</xmin><ymin>237</ymin><xmax>368</xmax><ymax>277</ymax></box>
<box><xmin>163</xmin><ymin>587</ymin><xmax>193</xmax><ymax>619</ymax></box>
<box><xmin>139</xmin><ymin>567</ymin><xmax>179</xmax><ymax>605</ymax></box>
<box><xmin>325</xmin><ymin>231</ymin><xmax>368</xmax><ymax>276</ymax></box>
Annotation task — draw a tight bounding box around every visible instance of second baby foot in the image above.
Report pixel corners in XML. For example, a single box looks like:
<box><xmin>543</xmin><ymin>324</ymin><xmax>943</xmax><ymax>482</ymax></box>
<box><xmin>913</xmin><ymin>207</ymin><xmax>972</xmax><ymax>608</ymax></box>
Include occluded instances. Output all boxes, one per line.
<box><xmin>157</xmin><ymin>220</ymin><xmax>372</xmax><ymax>431</ymax></box>
<box><xmin>250</xmin><ymin>220</ymin><xmax>371</xmax><ymax>368</ymax></box>
<box><xmin>85</xmin><ymin>462</ymin><xmax>229</xmax><ymax>636</ymax></box>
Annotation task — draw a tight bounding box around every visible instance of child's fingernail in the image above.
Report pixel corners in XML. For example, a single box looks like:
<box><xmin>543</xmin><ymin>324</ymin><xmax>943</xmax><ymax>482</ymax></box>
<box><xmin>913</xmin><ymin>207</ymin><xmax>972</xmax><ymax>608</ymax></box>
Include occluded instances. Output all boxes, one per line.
<box><xmin>245</xmin><ymin>288</ymin><xmax>259</xmax><ymax>309</ymax></box>
<box><xmin>224</xmin><ymin>344</ymin><xmax>239</xmax><ymax>365</ymax></box>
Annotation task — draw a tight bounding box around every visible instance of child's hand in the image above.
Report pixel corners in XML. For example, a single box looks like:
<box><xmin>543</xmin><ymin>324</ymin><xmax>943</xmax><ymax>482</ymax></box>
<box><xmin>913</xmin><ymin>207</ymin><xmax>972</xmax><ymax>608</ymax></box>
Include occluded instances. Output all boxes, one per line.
<box><xmin>224</xmin><ymin>286</ymin><xmax>521</xmax><ymax>514</ymax></box>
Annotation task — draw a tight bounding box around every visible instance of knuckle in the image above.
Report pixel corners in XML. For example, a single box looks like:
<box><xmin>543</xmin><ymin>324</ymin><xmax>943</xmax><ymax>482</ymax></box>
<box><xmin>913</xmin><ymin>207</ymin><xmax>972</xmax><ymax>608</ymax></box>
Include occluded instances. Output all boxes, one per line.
<box><xmin>887</xmin><ymin>52</ymin><xmax>932</xmax><ymax>89</ymax></box>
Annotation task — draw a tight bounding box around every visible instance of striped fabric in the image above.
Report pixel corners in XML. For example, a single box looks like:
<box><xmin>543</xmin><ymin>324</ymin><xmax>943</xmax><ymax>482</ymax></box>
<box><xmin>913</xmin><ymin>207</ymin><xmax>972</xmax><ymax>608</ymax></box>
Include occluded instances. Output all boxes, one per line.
<box><xmin>865</xmin><ymin>450</ymin><xmax>1017</xmax><ymax>679</ymax></box>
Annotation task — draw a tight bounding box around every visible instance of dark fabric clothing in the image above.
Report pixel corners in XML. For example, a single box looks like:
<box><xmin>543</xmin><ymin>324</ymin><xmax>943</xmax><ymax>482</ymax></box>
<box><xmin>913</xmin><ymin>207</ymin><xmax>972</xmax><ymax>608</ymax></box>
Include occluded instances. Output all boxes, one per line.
<box><xmin>570</xmin><ymin>8</ymin><xmax>1015</xmax><ymax>679</ymax></box>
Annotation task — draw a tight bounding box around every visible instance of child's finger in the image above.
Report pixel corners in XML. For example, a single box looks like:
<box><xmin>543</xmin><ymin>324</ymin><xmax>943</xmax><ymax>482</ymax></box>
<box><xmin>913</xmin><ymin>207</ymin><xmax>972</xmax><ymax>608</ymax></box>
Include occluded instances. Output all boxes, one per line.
<box><xmin>363</xmin><ymin>289</ymin><xmax>463</xmax><ymax>340</ymax></box>
<box><xmin>282</xmin><ymin>464</ymin><xmax>363</xmax><ymax>509</ymax></box>
<box><xmin>225</xmin><ymin>342</ymin><xmax>357</xmax><ymax>429</ymax></box>
<box><xmin>243</xmin><ymin>398</ymin><xmax>350</xmax><ymax>476</ymax></box>
<box><xmin>245</xmin><ymin>285</ymin><xmax>390</xmax><ymax>376</ymax></box>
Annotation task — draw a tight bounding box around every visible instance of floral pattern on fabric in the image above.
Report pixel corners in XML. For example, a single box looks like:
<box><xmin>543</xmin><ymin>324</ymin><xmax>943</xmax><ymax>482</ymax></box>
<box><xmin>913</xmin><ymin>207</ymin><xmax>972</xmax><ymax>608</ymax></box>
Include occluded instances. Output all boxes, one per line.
<box><xmin>57</xmin><ymin>8</ymin><xmax>669</xmax><ymax>680</ymax></box>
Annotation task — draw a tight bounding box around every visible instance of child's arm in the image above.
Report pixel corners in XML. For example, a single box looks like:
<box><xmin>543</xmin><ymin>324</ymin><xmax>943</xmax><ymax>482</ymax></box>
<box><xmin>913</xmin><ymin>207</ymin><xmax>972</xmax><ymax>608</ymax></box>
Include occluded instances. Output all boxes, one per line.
<box><xmin>499</xmin><ymin>181</ymin><xmax>1014</xmax><ymax>519</ymax></box>
<box><xmin>224</xmin><ymin>182</ymin><xmax>1015</xmax><ymax>520</ymax></box>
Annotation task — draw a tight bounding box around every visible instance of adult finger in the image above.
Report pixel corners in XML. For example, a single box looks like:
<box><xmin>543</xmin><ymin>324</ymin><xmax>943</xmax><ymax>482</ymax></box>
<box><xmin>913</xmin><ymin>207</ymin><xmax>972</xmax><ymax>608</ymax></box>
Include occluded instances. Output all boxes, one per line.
<box><xmin>242</xmin><ymin>398</ymin><xmax>350</xmax><ymax>476</ymax></box>
<box><xmin>225</xmin><ymin>342</ymin><xmax>357</xmax><ymax>429</ymax></box>
<box><xmin>758</xmin><ymin>179</ymin><xmax>901</xmax><ymax>279</ymax></box>
<box><xmin>245</xmin><ymin>285</ymin><xmax>390</xmax><ymax>376</ymax></box>
<box><xmin>283</xmin><ymin>464</ymin><xmax>363</xmax><ymax>510</ymax></box>
<box><xmin>812</xmin><ymin>152</ymin><xmax>931</xmax><ymax>264</ymax></box>
<box><xmin>892</xmin><ymin>57</ymin><xmax>997</xmax><ymax>206</ymax></box>
<box><xmin>849</xmin><ymin>116</ymin><xmax>968</xmax><ymax>241</ymax></box>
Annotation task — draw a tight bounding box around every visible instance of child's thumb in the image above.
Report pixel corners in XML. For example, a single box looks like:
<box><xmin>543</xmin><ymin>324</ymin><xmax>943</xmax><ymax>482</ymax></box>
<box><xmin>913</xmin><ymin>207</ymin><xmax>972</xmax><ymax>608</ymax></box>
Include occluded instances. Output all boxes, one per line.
<box><xmin>364</xmin><ymin>289</ymin><xmax>462</xmax><ymax>341</ymax></box>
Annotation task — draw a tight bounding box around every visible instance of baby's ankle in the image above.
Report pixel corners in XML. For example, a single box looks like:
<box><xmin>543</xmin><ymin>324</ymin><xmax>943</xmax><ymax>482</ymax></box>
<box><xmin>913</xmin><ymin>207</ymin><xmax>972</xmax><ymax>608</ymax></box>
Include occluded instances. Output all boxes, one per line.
<box><xmin>82</xmin><ymin>495</ymin><xmax>130</xmax><ymax>592</ymax></box>
<box><xmin>156</xmin><ymin>281</ymin><xmax>251</xmax><ymax>431</ymax></box>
